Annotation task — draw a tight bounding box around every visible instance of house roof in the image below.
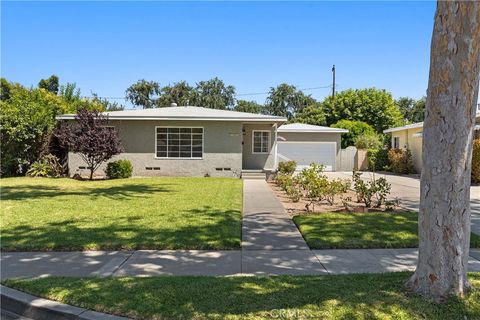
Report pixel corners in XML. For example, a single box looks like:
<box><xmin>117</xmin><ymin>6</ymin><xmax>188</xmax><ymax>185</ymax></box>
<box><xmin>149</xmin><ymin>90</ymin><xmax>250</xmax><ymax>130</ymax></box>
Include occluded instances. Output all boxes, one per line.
<box><xmin>278</xmin><ymin>123</ymin><xmax>349</xmax><ymax>133</ymax></box>
<box><xmin>56</xmin><ymin>106</ymin><xmax>287</xmax><ymax>122</ymax></box>
<box><xmin>384</xmin><ymin>112</ymin><xmax>480</xmax><ymax>133</ymax></box>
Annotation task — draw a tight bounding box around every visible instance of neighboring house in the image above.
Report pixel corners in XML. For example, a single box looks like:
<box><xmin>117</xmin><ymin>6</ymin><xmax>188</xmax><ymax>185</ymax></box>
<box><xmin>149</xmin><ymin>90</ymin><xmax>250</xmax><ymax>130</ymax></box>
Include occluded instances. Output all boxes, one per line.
<box><xmin>57</xmin><ymin>106</ymin><xmax>349</xmax><ymax>178</ymax></box>
<box><xmin>383</xmin><ymin>112</ymin><xmax>480</xmax><ymax>173</ymax></box>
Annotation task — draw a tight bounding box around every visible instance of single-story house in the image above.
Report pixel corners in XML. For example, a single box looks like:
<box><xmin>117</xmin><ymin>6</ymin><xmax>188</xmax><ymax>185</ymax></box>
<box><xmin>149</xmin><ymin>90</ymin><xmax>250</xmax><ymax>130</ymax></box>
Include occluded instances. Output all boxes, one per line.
<box><xmin>383</xmin><ymin>112</ymin><xmax>480</xmax><ymax>173</ymax></box>
<box><xmin>57</xmin><ymin>106</ymin><xmax>348</xmax><ymax>178</ymax></box>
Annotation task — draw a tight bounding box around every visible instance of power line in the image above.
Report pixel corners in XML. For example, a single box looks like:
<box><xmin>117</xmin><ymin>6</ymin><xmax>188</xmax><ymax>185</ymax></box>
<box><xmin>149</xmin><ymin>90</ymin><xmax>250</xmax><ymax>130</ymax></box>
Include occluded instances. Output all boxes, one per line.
<box><xmin>84</xmin><ymin>83</ymin><xmax>333</xmax><ymax>100</ymax></box>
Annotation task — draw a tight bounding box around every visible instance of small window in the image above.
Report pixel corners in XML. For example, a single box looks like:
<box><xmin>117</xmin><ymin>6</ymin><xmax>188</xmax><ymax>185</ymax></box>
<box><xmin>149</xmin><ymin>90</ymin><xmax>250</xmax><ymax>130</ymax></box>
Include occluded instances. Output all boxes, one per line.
<box><xmin>252</xmin><ymin>130</ymin><xmax>270</xmax><ymax>154</ymax></box>
<box><xmin>393</xmin><ymin>137</ymin><xmax>400</xmax><ymax>149</ymax></box>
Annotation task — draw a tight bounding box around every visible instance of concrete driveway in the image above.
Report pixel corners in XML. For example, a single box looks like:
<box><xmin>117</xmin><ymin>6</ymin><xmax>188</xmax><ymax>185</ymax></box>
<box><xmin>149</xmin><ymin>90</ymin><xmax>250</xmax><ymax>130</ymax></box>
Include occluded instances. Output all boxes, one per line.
<box><xmin>326</xmin><ymin>171</ymin><xmax>480</xmax><ymax>235</ymax></box>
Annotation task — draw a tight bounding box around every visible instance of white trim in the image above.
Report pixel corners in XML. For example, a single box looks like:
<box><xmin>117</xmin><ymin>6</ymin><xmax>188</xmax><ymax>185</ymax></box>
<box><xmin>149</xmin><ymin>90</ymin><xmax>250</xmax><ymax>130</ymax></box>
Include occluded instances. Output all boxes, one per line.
<box><xmin>393</xmin><ymin>136</ymin><xmax>400</xmax><ymax>149</ymax></box>
<box><xmin>57</xmin><ymin>115</ymin><xmax>287</xmax><ymax>122</ymax></box>
<box><xmin>154</xmin><ymin>126</ymin><xmax>204</xmax><ymax>160</ymax></box>
<box><xmin>383</xmin><ymin>122</ymin><xmax>424</xmax><ymax>133</ymax></box>
<box><xmin>252</xmin><ymin>130</ymin><xmax>271</xmax><ymax>154</ymax></box>
<box><xmin>273</xmin><ymin>123</ymin><xmax>278</xmax><ymax>169</ymax></box>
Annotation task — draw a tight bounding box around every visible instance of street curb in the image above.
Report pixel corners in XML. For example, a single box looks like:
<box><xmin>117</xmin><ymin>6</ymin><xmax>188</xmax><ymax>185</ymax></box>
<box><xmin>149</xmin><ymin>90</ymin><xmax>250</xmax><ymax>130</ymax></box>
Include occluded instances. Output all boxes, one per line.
<box><xmin>0</xmin><ymin>285</ymin><xmax>131</xmax><ymax>320</ymax></box>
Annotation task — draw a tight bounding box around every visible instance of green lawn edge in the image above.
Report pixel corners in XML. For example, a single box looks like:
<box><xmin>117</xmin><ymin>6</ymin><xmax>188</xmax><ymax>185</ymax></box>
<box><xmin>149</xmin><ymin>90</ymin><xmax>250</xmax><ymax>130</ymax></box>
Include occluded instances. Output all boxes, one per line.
<box><xmin>3</xmin><ymin>273</ymin><xmax>480</xmax><ymax>320</ymax></box>
<box><xmin>293</xmin><ymin>212</ymin><xmax>480</xmax><ymax>249</ymax></box>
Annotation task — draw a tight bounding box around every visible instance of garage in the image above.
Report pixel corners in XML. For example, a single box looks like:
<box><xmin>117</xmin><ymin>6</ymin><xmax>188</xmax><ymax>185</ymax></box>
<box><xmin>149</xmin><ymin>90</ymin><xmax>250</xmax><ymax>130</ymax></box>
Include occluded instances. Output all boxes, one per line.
<box><xmin>276</xmin><ymin>123</ymin><xmax>348</xmax><ymax>171</ymax></box>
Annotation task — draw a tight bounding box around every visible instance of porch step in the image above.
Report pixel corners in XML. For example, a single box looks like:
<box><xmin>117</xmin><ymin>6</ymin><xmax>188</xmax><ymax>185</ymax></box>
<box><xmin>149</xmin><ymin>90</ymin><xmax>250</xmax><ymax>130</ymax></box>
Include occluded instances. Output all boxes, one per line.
<box><xmin>241</xmin><ymin>170</ymin><xmax>267</xmax><ymax>180</ymax></box>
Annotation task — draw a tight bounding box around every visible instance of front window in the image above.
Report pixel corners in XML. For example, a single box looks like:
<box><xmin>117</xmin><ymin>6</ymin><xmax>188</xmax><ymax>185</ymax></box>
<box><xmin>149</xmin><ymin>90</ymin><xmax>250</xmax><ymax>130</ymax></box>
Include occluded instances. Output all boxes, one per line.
<box><xmin>156</xmin><ymin>127</ymin><xmax>203</xmax><ymax>158</ymax></box>
<box><xmin>393</xmin><ymin>136</ymin><xmax>400</xmax><ymax>149</ymax></box>
<box><xmin>253</xmin><ymin>130</ymin><xmax>270</xmax><ymax>153</ymax></box>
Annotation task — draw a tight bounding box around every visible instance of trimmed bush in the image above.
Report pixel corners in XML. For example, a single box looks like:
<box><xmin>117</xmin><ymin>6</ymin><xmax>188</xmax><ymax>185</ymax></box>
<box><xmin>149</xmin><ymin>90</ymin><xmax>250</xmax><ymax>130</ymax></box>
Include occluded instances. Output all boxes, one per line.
<box><xmin>278</xmin><ymin>160</ymin><xmax>297</xmax><ymax>175</ymax></box>
<box><xmin>472</xmin><ymin>138</ymin><xmax>480</xmax><ymax>183</ymax></box>
<box><xmin>367</xmin><ymin>148</ymin><xmax>390</xmax><ymax>171</ymax></box>
<box><xmin>388</xmin><ymin>148</ymin><xmax>415</xmax><ymax>174</ymax></box>
<box><xmin>106</xmin><ymin>160</ymin><xmax>133</xmax><ymax>179</ymax></box>
<box><xmin>354</xmin><ymin>134</ymin><xmax>382</xmax><ymax>150</ymax></box>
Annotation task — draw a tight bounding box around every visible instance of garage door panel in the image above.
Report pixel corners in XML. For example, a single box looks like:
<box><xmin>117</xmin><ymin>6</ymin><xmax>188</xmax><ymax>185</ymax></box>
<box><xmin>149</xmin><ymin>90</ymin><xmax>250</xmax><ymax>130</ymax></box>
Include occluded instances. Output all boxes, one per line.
<box><xmin>277</xmin><ymin>142</ymin><xmax>336</xmax><ymax>171</ymax></box>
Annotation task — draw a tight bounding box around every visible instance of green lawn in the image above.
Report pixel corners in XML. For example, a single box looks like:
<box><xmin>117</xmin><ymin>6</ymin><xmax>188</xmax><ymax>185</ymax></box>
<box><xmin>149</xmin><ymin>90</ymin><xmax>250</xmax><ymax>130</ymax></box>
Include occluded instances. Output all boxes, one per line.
<box><xmin>293</xmin><ymin>212</ymin><xmax>480</xmax><ymax>249</ymax></box>
<box><xmin>1</xmin><ymin>177</ymin><xmax>242</xmax><ymax>250</ymax></box>
<box><xmin>3</xmin><ymin>273</ymin><xmax>480</xmax><ymax>320</ymax></box>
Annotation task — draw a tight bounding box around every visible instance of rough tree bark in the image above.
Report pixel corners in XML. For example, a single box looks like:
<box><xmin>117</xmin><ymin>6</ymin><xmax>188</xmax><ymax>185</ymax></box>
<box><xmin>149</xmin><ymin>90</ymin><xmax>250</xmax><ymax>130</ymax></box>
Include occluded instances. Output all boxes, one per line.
<box><xmin>406</xmin><ymin>1</ymin><xmax>480</xmax><ymax>301</ymax></box>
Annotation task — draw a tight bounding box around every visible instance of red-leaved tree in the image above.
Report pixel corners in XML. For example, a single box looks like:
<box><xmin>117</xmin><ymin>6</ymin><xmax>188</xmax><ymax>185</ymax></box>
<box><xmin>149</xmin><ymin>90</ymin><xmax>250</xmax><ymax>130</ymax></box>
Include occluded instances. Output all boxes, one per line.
<box><xmin>56</xmin><ymin>109</ymin><xmax>123</xmax><ymax>180</ymax></box>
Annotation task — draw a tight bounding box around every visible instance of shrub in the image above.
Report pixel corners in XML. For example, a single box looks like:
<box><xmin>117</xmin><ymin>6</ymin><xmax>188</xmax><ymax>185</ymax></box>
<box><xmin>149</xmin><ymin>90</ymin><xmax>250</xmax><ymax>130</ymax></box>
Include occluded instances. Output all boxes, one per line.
<box><xmin>472</xmin><ymin>139</ymin><xmax>480</xmax><ymax>183</ymax></box>
<box><xmin>388</xmin><ymin>148</ymin><xmax>415</xmax><ymax>174</ymax></box>
<box><xmin>278</xmin><ymin>160</ymin><xmax>297</xmax><ymax>175</ymax></box>
<box><xmin>106</xmin><ymin>160</ymin><xmax>133</xmax><ymax>179</ymax></box>
<box><xmin>354</xmin><ymin>134</ymin><xmax>382</xmax><ymax>150</ymax></box>
<box><xmin>367</xmin><ymin>148</ymin><xmax>390</xmax><ymax>171</ymax></box>
<box><xmin>352</xmin><ymin>171</ymin><xmax>391</xmax><ymax>208</ymax></box>
<box><xmin>26</xmin><ymin>154</ymin><xmax>64</xmax><ymax>177</ymax></box>
<box><xmin>331</xmin><ymin>120</ymin><xmax>375</xmax><ymax>148</ymax></box>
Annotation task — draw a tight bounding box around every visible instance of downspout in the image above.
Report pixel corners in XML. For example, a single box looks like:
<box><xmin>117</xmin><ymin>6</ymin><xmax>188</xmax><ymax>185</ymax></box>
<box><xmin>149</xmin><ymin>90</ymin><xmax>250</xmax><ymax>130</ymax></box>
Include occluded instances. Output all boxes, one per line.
<box><xmin>273</xmin><ymin>123</ymin><xmax>278</xmax><ymax>170</ymax></box>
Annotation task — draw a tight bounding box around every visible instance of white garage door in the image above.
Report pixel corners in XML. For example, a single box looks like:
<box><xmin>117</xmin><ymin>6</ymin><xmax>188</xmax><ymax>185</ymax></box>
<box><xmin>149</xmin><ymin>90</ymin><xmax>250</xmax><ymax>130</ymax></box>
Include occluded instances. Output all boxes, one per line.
<box><xmin>277</xmin><ymin>142</ymin><xmax>336</xmax><ymax>171</ymax></box>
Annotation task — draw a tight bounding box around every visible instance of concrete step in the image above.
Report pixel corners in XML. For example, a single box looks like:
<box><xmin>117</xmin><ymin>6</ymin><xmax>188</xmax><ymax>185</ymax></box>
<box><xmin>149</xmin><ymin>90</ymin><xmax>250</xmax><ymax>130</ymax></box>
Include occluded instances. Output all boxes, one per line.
<box><xmin>241</xmin><ymin>171</ymin><xmax>266</xmax><ymax>180</ymax></box>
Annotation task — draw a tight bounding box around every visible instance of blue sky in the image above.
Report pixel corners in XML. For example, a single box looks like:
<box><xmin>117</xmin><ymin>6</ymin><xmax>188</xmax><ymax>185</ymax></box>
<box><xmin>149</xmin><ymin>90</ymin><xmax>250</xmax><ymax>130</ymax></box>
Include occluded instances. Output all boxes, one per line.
<box><xmin>1</xmin><ymin>1</ymin><xmax>436</xmax><ymax>106</ymax></box>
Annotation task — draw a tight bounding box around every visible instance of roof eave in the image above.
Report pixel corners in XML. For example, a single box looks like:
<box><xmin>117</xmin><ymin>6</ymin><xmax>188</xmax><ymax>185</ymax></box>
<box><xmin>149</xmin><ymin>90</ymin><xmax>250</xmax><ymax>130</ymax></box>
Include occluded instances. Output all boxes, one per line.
<box><xmin>56</xmin><ymin>115</ymin><xmax>287</xmax><ymax>122</ymax></box>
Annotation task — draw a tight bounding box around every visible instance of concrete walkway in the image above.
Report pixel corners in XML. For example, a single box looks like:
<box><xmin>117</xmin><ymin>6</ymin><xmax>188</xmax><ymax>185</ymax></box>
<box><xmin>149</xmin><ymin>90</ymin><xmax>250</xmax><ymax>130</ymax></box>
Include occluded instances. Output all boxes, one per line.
<box><xmin>242</xmin><ymin>180</ymin><xmax>308</xmax><ymax>250</ymax></box>
<box><xmin>2</xmin><ymin>249</ymin><xmax>480</xmax><ymax>278</ymax></box>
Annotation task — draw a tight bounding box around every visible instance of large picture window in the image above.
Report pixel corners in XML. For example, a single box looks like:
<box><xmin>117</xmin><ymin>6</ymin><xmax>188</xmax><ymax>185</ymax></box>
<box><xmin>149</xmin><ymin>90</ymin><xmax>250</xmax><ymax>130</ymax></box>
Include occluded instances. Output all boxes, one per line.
<box><xmin>156</xmin><ymin>127</ymin><xmax>203</xmax><ymax>159</ymax></box>
<box><xmin>252</xmin><ymin>130</ymin><xmax>270</xmax><ymax>154</ymax></box>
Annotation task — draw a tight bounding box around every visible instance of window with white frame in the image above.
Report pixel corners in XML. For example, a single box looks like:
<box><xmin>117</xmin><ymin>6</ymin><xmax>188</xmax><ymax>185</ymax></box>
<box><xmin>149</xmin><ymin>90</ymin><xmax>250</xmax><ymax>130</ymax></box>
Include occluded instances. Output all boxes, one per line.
<box><xmin>393</xmin><ymin>136</ymin><xmax>400</xmax><ymax>149</ymax></box>
<box><xmin>252</xmin><ymin>130</ymin><xmax>270</xmax><ymax>153</ymax></box>
<box><xmin>156</xmin><ymin>127</ymin><xmax>203</xmax><ymax>158</ymax></box>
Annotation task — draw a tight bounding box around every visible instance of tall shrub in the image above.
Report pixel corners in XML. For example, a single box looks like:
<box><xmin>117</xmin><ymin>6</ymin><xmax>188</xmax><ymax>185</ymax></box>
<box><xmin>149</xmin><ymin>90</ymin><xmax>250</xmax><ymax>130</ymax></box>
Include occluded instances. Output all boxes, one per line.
<box><xmin>388</xmin><ymin>148</ymin><xmax>415</xmax><ymax>174</ymax></box>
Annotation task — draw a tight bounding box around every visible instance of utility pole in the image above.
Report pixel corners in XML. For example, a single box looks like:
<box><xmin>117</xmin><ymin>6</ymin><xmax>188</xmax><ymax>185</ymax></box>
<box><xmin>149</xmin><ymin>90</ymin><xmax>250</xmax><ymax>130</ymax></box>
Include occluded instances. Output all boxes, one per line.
<box><xmin>332</xmin><ymin>64</ymin><xmax>336</xmax><ymax>99</ymax></box>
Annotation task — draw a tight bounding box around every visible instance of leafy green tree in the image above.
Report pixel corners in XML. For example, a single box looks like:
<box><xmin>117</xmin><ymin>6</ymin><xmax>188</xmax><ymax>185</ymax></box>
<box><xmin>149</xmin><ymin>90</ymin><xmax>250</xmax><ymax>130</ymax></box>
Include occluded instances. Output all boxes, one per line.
<box><xmin>322</xmin><ymin>88</ymin><xmax>404</xmax><ymax>132</ymax></box>
<box><xmin>331</xmin><ymin>119</ymin><xmax>375</xmax><ymax>148</ymax></box>
<box><xmin>1</xmin><ymin>78</ymin><xmax>12</xmax><ymax>101</ymax></box>
<box><xmin>125</xmin><ymin>79</ymin><xmax>161</xmax><ymax>109</ymax></box>
<box><xmin>234</xmin><ymin>100</ymin><xmax>263</xmax><ymax>113</ymax></box>
<box><xmin>59</xmin><ymin>82</ymin><xmax>81</xmax><ymax>103</ymax></box>
<box><xmin>156</xmin><ymin>81</ymin><xmax>194</xmax><ymax>107</ymax></box>
<box><xmin>395</xmin><ymin>96</ymin><xmax>425</xmax><ymax>123</ymax></box>
<box><xmin>38</xmin><ymin>75</ymin><xmax>59</xmax><ymax>94</ymax></box>
<box><xmin>289</xmin><ymin>104</ymin><xmax>326</xmax><ymax>126</ymax></box>
<box><xmin>0</xmin><ymin>79</ymin><xmax>104</xmax><ymax>176</ymax></box>
<box><xmin>91</xmin><ymin>93</ymin><xmax>125</xmax><ymax>111</ymax></box>
<box><xmin>354</xmin><ymin>134</ymin><xmax>382</xmax><ymax>150</ymax></box>
<box><xmin>264</xmin><ymin>83</ymin><xmax>315</xmax><ymax>119</ymax></box>
<box><xmin>191</xmin><ymin>77</ymin><xmax>235</xmax><ymax>109</ymax></box>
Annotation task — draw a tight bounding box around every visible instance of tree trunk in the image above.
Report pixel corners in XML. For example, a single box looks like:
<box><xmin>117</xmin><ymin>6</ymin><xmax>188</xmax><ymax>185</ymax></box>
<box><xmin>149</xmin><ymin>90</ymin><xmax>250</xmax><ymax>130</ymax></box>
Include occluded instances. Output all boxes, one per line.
<box><xmin>406</xmin><ymin>1</ymin><xmax>480</xmax><ymax>301</ymax></box>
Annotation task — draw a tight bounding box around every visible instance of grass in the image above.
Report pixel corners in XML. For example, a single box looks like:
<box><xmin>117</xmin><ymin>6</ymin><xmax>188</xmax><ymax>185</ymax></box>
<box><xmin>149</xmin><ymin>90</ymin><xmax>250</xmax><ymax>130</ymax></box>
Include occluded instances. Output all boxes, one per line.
<box><xmin>293</xmin><ymin>212</ymin><xmax>480</xmax><ymax>249</ymax></box>
<box><xmin>0</xmin><ymin>177</ymin><xmax>242</xmax><ymax>251</ymax></box>
<box><xmin>3</xmin><ymin>273</ymin><xmax>480</xmax><ymax>319</ymax></box>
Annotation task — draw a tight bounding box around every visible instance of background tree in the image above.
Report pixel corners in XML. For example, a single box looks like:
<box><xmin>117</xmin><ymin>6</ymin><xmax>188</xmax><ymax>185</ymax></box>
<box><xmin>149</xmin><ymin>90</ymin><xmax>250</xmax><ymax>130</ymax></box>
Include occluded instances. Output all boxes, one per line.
<box><xmin>59</xmin><ymin>82</ymin><xmax>81</xmax><ymax>103</ymax></box>
<box><xmin>331</xmin><ymin>119</ymin><xmax>375</xmax><ymax>148</ymax></box>
<box><xmin>91</xmin><ymin>93</ymin><xmax>125</xmax><ymax>111</ymax></box>
<box><xmin>156</xmin><ymin>81</ymin><xmax>194</xmax><ymax>107</ymax></box>
<box><xmin>289</xmin><ymin>104</ymin><xmax>326</xmax><ymax>126</ymax></box>
<box><xmin>322</xmin><ymin>88</ymin><xmax>404</xmax><ymax>132</ymax></box>
<box><xmin>38</xmin><ymin>75</ymin><xmax>59</xmax><ymax>94</ymax></box>
<box><xmin>234</xmin><ymin>100</ymin><xmax>263</xmax><ymax>113</ymax></box>
<box><xmin>1</xmin><ymin>78</ymin><xmax>12</xmax><ymax>101</ymax></box>
<box><xmin>191</xmin><ymin>77</ymin><xmax>235</xmax><ymax>109</ymax></box>
<box><xmin>406</xmin><ymin>1</ymin><xmax>480</xmax><ymax>300</ymax></box>
<box><xmin>56</xmin><ymin>109</ymin><xmax>123</xmax><ymax>180</ymax></box>
<box><xmin>395</xmin><ymin>96</ymin><xmax>426</xmax><ymax>123</ymax></box>
<box><xmin>264</xmin><ymin>83</ymin><xmax>315</xmax><ymax>119</ymax></box>
<box><xmin>125</xmin><ymin>79</ymin><xmax>161</xmax><ymax>109</ymax></box>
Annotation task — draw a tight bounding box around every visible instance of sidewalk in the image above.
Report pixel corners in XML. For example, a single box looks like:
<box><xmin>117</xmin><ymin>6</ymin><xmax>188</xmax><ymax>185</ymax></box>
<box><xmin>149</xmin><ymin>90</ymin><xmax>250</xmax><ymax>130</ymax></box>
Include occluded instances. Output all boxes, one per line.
<box><xmin>2</xmin><ymin>249</ymin><xmax>480</xmax><ymax>278</ymax></box>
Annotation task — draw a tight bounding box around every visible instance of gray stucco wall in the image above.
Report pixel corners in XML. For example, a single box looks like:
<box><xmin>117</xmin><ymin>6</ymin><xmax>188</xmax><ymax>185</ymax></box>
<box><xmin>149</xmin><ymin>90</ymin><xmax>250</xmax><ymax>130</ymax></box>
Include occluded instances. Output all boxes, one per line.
<box><xmin>242</xmin><ymin>124</ymin><xmax>277</xmax><ymax>170</ymax></box>
<box><xmin>68</xmin><ymin>120</ymin><xmax>243</xmax><ymax>177</ymax></box>
<box><xmin>277</xmin><ymin>131</ymin><xmax>342</xmax><ymax>171</ymax></box>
